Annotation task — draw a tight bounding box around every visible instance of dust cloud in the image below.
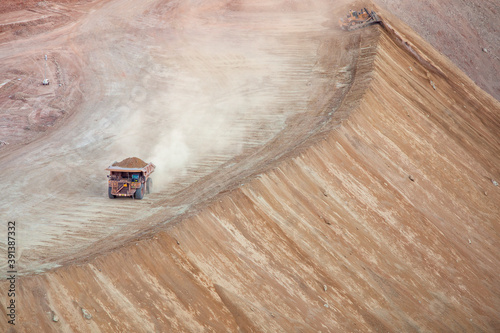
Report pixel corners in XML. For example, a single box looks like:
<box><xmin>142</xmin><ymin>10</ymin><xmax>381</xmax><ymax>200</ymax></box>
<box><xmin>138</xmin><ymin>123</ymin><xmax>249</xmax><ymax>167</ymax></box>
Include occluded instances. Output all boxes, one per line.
<box><xmin>109</xmin><ymin>2</ymin><xmax>335</xmax><ymax>190</ymax></box>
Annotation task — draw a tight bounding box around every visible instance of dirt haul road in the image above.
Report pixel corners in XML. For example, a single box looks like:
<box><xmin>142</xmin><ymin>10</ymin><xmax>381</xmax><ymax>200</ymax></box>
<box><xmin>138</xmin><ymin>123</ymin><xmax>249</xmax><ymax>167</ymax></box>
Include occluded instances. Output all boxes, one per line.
<box><xmin>1</xmin><ymin>0</ymin><xmax>357</xmax><ymax>273</ymax></box>
<box><xmin>1</xmin><ymin>0</ymin><xmax>500</xmax><ymax>332</ymax></box>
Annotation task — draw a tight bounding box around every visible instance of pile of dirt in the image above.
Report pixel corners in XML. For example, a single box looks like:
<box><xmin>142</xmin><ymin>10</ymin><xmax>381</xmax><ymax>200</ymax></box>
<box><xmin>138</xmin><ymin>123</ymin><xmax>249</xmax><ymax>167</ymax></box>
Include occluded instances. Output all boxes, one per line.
<box><xmin>112</xmin><ymin>157</ymin><xmax>147</xmax><ymax>168</ymax></box>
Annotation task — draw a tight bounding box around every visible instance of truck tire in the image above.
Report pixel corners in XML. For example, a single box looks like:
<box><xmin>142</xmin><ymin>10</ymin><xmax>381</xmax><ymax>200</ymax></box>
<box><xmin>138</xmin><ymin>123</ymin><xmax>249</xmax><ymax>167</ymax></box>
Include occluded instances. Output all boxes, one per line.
<box><xmin>108</xmin><ymin>187</ymin><xmax>116</xmax><ymax>199</ymax></box>
<box><xmin>135</xmin><ymin>183</ymin><xmax>144</xmax><ymax>200</ymax></box>
<box><xmin>146</xmin><ymin>178</ymin><xmax>153</xmax><ymax>194</ymax></box>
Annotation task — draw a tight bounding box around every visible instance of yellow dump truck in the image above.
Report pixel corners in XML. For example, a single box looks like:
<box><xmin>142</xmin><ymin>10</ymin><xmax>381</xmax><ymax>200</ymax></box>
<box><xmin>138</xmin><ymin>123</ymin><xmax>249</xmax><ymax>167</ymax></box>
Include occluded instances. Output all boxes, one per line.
<box><xmin>106</xmin><ymin>157</ymin><xmax>155</xmax><ymax>199</ymax></box>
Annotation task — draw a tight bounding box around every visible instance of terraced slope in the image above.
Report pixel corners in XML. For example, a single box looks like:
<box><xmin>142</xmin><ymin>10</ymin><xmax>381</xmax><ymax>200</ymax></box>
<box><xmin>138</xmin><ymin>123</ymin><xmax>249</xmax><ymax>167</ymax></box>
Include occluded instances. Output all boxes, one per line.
<box><xmin>0</xmin><ymin>1</ymin><xmax>499</xmax><ymax>332</ymax></box>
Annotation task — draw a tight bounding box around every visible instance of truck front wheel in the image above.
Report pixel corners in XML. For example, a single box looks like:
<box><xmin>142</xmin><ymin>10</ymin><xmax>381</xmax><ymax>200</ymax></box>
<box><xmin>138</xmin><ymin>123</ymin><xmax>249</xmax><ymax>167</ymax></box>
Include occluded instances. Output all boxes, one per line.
<box><xmin>135</xmin><ymin>183</ymin><xmax>145</xmax><ymax>199</ymax></box>
<box><xmin>108</xmin><ymin>187</ymin><xmax>116</xmax><ymax>199</ymax></box>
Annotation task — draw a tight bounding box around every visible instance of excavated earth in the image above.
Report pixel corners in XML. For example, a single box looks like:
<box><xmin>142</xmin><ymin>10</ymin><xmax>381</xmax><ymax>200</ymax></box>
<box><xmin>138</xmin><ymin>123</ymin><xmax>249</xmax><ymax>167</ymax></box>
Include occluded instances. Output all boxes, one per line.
<box><xmin>112</xmin><ymin>157</ymin><xmax>148</xmax><ymax>169</ymax></box>
<box><xmin>0</xmin><ymin>0</ymin><xmax>499</xmax><ymax>332</ymax></box>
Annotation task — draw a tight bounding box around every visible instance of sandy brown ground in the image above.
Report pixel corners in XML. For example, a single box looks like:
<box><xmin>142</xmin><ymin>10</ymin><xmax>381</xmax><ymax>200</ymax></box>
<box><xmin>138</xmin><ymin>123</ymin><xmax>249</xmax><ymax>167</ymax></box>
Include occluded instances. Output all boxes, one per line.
<box><xmin>0</xmin><ymin>0</ymin><xmax>499</xmax><ymax>332</ymax></box>
<box><xmin>1</xmin><ymin>0</ymin><xmax>353</xmax><ymax>274</ymax></box>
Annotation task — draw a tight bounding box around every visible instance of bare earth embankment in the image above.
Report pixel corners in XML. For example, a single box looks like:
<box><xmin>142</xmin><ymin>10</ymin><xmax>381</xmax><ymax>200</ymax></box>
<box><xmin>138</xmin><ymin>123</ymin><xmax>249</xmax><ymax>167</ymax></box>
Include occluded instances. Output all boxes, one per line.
<box><xmin>0</xmin><ymin>0</ymin><xmax>499</xmax><ymax>332</ymax></box>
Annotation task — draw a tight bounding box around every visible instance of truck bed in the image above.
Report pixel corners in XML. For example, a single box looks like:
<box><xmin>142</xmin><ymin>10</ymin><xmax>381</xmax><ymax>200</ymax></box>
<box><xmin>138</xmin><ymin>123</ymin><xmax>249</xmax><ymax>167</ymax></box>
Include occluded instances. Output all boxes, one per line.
<box><xmin>106</xmin><ymin>163</ymin><xmax>155</xmax><ymax>174</ymax></box>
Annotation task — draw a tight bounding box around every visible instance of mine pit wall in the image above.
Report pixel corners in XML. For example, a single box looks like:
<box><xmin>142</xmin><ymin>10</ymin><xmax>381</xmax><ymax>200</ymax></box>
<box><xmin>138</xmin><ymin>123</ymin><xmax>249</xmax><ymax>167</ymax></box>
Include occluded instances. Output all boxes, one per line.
<box><xmin>2</xmin><ymin>25</ymin><xmax>500</xmax><ymax>333</ymax></box>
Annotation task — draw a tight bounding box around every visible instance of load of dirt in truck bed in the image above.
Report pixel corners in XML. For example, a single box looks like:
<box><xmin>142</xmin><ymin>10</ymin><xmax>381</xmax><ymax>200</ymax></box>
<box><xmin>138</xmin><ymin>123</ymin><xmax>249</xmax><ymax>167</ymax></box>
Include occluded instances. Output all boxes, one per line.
<box><xmin>112</xmin><ymin>157</ymin><xmax>148</xmax><ymax>168</ymax></box>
